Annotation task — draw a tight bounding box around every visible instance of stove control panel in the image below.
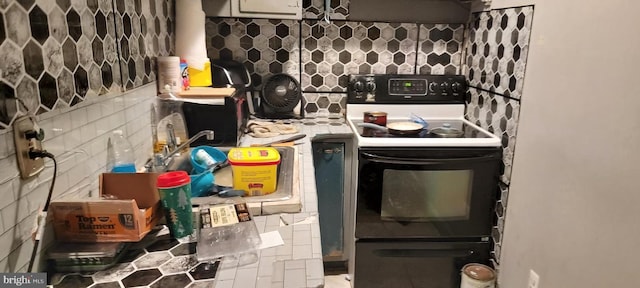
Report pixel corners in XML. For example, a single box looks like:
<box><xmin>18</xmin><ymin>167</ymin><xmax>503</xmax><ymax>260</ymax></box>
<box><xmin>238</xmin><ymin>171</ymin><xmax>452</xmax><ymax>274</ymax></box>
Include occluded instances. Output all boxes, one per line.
<box><xmin>349</xmin><ymin>75</ymin><xmax>378</xmax><ymax>102</ymax></box>
<box><xmin>389</xmin><ymin>78</ymin><xmax>428</xmax><ymax>96</ymax></box>
<box><xmin>348</xmin><ymin>74</ymin><xmax>466</xmax><ymax>104</ymax></box>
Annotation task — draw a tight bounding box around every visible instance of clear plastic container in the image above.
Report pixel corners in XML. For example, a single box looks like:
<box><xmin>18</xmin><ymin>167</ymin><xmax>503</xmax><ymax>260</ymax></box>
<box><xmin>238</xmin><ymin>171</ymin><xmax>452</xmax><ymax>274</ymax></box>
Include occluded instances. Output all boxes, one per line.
<box><xmin>106</xmin><ymin>130</ymin><xmax>136</xmax><ymax>173</ymax></box>
<box><xmin>196</xmin><ymin>202</ymin><xmax>261</xmax><ymax>262</ymax></box>
<box><xmin>153</xmin><ymin>91</ymin><xmax>188</xmax><ymax>154</ymax></box>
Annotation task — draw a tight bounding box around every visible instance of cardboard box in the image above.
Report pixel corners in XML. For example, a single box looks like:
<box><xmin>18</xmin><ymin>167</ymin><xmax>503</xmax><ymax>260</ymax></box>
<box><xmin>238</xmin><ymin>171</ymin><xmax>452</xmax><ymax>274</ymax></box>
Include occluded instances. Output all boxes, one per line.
<box><xmin>50</xmin><ymin>173</ymin><xmax>162</xmax><ymax>242</ymax></box>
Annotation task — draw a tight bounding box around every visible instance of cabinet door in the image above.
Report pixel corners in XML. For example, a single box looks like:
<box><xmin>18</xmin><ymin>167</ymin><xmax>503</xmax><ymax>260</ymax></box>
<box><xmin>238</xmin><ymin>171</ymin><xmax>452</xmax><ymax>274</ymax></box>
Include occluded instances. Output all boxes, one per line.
<box><xmin>203</xmin><ymin>0</ymin><xmax>232</xmax><ymax>17</ymax></box>
<box><xmin>231</xmin><ymin>0</ymin><xmax>302</xmax><ymax>19</ymax></box>
<box><xmin>313</xmin><ymin>142</ymin><xmax>345</xmax><ymax>260</ymax></box>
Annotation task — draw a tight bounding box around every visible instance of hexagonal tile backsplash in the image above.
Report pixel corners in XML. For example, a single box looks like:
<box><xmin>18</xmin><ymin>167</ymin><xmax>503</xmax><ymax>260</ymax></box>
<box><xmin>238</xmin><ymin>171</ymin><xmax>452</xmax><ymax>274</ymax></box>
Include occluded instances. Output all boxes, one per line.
<box><xmin>417</xmin><ymin>24</ymin><xmax>465</xmax><ymax>75</ymax></box>
<box><xmin>0</xmin><ymin>0</ymin><xmax>174</xmax><ymax>129</ymax></box>
<box><xmin>303</xmin><ymin>0</ymin><xmax>349</xmax><ymax>20</ymax></box>
<box><xmin>205</xmin><ymin>18</ymin><xmax>300</xmax><ymax>89</ymax></box>
<box><xmin>465</xmin><ymin>6</ymin><xmax>533</xmax><ymax>100</ymax></box>
<box><xmin>114</xmin><ymin>0</ymin><xmax>174</xmax><ymax>90</ymax></box>
<box><xmin>464</xmin><ymin>6</ymin><xmax>533</xmax><ymax>185</ymax></box>
<box><xmin>462</xmin><ymin>5</ymin><xmax>534</xmax><ymax>267</ymax></box>
<box><xmin>302</xmin><ymin>20</ymin><xmax>418</xmax><ymax>92</ymax></box>
<box><xmin>204</xmin><ymin>15</ymin><xmax>464</xmax><ymax>115</ymax></box>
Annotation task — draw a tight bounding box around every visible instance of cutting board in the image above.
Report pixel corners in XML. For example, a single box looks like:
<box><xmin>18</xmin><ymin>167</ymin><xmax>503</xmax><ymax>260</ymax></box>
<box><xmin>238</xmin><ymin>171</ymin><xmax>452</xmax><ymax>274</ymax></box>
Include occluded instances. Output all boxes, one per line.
<box><xmin>177</xmin><ymin>87</ymin><xmax>235</xmax><ymax>98</ymax></box>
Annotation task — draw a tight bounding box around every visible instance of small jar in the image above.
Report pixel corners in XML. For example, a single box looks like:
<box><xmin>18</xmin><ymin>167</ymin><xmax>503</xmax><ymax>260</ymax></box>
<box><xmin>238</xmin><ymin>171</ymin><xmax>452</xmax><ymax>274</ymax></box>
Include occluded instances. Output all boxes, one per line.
<box><xmin>460</xmin><ymin>263</ymin><xmax>496</xmax><ymax>288</ymax></box>
<box><xmin>364</xmin><ymin>111</ymin><xmax>387</xmax><ymax>126</ymax></box>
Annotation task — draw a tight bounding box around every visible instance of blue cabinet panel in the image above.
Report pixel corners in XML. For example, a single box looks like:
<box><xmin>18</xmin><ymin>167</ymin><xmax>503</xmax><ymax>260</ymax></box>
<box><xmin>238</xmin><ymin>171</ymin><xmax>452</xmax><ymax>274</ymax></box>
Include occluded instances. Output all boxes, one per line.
<box><xmin>313</xmin><ymin>142</ymin><xmax>345</xmax><ymax>258</ymax></box>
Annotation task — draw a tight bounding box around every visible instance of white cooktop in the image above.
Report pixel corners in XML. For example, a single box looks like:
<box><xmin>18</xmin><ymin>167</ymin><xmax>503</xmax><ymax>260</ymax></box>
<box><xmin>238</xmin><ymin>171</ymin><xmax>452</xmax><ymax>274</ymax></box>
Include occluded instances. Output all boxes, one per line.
<box><xmin>346</xmin><ymin>104</ymin><xmax>501</xmax><ymax>147</ymax></box>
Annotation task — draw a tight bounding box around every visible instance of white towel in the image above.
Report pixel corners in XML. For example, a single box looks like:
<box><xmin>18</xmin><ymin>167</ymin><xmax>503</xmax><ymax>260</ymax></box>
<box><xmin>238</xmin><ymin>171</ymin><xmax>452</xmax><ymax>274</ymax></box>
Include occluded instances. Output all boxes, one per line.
<box><xmin>247</xmin><ymin>121</ymin><xmax>299</xmax><ymax>138</ymax></box>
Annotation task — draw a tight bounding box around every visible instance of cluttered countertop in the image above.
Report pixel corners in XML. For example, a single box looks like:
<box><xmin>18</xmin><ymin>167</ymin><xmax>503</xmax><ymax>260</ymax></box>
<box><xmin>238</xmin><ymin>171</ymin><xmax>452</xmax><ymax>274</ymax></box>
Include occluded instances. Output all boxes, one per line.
<box><xmin>49</xmin><ymin>117</ymin><xmax>353</xmax><ymax>288</ymax></box>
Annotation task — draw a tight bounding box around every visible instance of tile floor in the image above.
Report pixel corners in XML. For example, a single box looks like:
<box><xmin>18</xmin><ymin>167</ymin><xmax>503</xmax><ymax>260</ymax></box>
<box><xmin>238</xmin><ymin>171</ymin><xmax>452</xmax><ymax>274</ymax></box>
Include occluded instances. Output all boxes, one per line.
<box><xmin>324</xmin><ymin>274</ymin><xmax>351</xmax><ymax>288</ymax></box>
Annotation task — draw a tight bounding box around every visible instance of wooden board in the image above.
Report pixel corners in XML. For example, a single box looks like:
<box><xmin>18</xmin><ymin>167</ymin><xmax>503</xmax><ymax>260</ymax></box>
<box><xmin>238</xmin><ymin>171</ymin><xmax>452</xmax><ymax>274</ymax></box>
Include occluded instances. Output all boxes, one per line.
<box><xmin>177</xmin><ymin>87</ymin><xmax>235</xmax><ymax>98</ymax></box>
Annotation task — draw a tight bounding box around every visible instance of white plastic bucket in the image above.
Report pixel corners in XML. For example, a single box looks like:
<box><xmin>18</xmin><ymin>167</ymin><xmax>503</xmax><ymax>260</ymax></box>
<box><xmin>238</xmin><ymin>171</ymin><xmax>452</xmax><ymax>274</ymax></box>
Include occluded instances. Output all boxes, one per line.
<box><xmin>460</xmin><ymin>263</ymin><xmax>496</xmax><ymax>288</ymax></box>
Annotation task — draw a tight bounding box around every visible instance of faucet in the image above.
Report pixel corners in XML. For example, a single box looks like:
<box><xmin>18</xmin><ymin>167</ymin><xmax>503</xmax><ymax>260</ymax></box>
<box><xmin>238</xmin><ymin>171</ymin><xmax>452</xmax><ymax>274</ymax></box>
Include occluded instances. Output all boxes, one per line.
<box><xmin>166</xmin><ymin>123</ymin><xmax>177</xmax><ymax>153</ymax></box>
<box><xmin>146</xmin><ymin>130</ymin><xmax>215</xmax><ymax>172</ymax></box>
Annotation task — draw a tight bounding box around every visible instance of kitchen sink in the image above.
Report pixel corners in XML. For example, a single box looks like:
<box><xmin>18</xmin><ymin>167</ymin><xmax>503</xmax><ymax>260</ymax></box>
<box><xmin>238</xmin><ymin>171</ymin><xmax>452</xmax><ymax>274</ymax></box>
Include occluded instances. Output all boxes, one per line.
<box><xmin>166</xmin><ymin>146</ymin><xmax>296</xmax><ymax>204</ymax></box>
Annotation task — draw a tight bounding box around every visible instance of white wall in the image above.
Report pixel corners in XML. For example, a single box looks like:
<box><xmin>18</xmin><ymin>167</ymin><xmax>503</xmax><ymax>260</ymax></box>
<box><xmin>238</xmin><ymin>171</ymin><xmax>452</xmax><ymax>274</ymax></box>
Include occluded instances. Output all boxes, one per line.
<box><xmin>485</xmin><ymin>0</ymin><xmax>640</xmax><ymax>287</ymax></box>
<box><xmin>0</xmin><ymin>84</ymin><xmax>155</xmax><ymax>272</ymax></box>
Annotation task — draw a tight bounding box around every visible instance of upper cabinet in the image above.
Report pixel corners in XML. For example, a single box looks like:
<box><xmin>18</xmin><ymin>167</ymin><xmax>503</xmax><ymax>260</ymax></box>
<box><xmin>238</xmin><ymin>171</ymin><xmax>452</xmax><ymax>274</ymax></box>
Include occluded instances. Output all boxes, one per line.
<box><xmin>347</xmin><ymin>0</ymin><xmax>470</xmax><ymax>23</ymax></box>
<box><xmin>202</xmin><ymin>0</ymin><xmax>491</xmax><ymax>22</ymax></box>
<box><xmin>203</xmin><ymin>0</ymin><xmax>303</xmax><ymax>20</ymax></box>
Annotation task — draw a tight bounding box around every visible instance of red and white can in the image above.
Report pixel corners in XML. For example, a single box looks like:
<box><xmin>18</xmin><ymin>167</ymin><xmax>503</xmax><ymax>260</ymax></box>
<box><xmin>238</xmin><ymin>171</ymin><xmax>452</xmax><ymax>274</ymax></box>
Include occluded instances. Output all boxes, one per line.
<box><xmin>363</xmin><ymin>111</ymin><xmax>387</xmax><ymax>126</ymax></box>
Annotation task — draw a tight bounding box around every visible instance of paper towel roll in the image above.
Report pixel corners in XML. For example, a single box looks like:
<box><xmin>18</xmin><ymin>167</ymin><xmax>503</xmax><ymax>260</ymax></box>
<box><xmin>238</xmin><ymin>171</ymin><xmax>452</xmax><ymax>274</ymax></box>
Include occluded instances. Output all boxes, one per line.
<box><xmin>176</xmin><ymin>0</ymin><xmax>209</xmax><ymax>70</ymax></box>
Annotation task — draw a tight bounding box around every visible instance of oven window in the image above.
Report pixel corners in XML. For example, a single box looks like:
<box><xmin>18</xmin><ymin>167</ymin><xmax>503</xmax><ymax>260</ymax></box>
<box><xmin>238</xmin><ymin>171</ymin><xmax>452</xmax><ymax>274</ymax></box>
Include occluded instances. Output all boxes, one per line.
<box><xmin>380</xmin><ymin>169</ymin><xmax>473</xmax><ymax>221</ymax></box>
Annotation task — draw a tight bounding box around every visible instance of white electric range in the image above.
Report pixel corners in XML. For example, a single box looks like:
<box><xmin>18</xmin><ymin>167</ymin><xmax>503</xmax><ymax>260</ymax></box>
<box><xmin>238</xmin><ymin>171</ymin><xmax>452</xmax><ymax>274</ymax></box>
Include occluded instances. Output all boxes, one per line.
<box><xmin>345</xmin><ymin>74</ymin><xmax>503</xmax><ymax>288</ymax></box>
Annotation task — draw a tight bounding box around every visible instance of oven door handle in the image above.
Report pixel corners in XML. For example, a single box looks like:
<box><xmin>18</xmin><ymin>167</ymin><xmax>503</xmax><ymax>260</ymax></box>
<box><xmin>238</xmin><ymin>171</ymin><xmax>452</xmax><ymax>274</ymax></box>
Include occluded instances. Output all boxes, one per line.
<box><xmin>373</xmin><ymin>248</ymin><xmax>475</xmax><ymax>258</ymax></box>
<box><xmin>361</xmin><ymin>152</ymin><xmax>497</xmax><ymax>165</ymax></box>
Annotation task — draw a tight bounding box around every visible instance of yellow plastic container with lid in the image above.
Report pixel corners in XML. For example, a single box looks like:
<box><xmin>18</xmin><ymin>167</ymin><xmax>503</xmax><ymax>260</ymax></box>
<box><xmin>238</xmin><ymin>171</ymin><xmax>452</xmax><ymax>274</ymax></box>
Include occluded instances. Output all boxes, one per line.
<box><xmin>187</xmin><ymin>61</ymin><xmax>212</xmax><ymax>87</ymax></box>
<box><xmin>228</xmin><ymin>147</ymin><xmax>281</xmax><ymax>196</ymax></box>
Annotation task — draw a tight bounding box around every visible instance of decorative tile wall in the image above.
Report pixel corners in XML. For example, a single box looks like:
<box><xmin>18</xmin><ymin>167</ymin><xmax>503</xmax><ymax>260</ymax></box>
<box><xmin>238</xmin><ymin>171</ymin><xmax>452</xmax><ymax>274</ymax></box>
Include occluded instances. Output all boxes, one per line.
<box><xmin>465</xmin><ymin>6</ymin><xmax>533</xmax><ymax>99</ymax></box>
<box><xmin>205</xmin><ymin>10</ymin><xmax>465</xmax><ymax>115</ymax></box>
<box><xmin>302</xmin><ymin>92</ymin><xmax>346</xmax><ymax>117</ymax></box>
<box><xmin>0</xmin><ymin>0</ymin><xmax>122</xmax><ymax>128</ymax></box>
<box><xmin>301</xmin><ymin>20</ymin><xmax>418</xmax><ymax>92</ymax></box>
<box><xmin>464</xmin><ymin>5</ymin><xmax>533</xmax><ymax>185</ymax></box>
<box><xmin>0</xmin><ymin>0</ymin><xmax>174</xmax><ymax>129</ymax></box>
<box><xmin>417</xmin><ymin>24</ymin><xmax>465</xmax><ymax>74</ymax></box>
<box><xmin>467</xmin><ymin>90</ymin><xmax>521</xmax><ymax>185</ymax></box>
<box><xmin>462</xmin><ymin>5</ymin><xmax>534</xmax><ymax>266</ymax></box>
<box><xmin>491</xmin><ymin>182</ymin><xmax>509</xmax><ymax>263</ymax></box>
<box><xmin>204</xmin><ymin>18</ymin><xmax>300</xmax><ymax>88</ymax></box>
<box><xmin>303</xmin><ymin>0</ymin><xmax>350</xmax><ymax>20</ymax></box>
<box><xmin>114</xmin><ymin>0</ymin><xmax>174</xmax><ymax>90</ymax></box>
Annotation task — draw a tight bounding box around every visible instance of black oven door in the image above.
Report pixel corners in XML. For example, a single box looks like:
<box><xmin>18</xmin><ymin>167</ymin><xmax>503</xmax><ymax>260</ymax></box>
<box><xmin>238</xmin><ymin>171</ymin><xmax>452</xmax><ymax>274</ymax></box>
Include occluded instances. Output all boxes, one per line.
<box><xmin>355</xmin><ymin>147</ymin><xmax>501</xmax><ymax>239</ymax></box>
<box><xmin>354</xmin><ymin>240</ymin><xmax>490</xmax><ymax>288</ymax></box>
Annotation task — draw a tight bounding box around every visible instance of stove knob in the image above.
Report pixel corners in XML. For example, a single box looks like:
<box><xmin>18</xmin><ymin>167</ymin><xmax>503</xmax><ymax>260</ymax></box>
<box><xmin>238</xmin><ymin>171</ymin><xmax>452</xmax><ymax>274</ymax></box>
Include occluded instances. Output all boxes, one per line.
<box><xmin>451</xmin><ymin>82</ymin><xmax>462</xmax><ymax>92</ymax></box>
<box><xmin>353</xmin><ymin>81</ymin><xmax>364</xmax><ymax>92</ymax></box>
<box><xmin>440</xmin><ymin>82</ymin><xmax>450</xmax><ymax>90</ymax></box>
<box><xmin>366</xmin><ymin>81</ymin><xmax>377</xmax><ymax>92</ymax></box>
<box><xmin>428</xmin><ymin>82</ymin><xmax>438</xmax><ymax>92</ymax></box>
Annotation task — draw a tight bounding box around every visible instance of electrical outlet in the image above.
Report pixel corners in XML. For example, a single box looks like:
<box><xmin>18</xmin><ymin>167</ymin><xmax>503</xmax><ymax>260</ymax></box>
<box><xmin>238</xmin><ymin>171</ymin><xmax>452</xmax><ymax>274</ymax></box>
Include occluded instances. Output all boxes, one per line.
<box><xmin>528</xmin><ymin>269</ymin><xmax>540</xmax><ymax>288</ymax></box>
<box><xmin>13</xmin><ymin>115</ymin><xmax>45</xmax><ymax>179</ymax></box>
